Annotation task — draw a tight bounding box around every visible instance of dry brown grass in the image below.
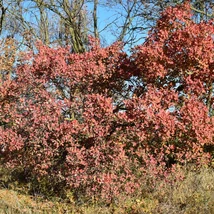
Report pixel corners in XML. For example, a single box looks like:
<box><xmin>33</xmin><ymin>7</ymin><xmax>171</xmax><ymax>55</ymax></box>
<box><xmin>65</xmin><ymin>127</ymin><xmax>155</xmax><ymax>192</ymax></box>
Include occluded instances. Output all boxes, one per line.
<box><xmin>0</xmin><ymin>165</ymin><xmax>214</xmax><ymax>214</ymax></box>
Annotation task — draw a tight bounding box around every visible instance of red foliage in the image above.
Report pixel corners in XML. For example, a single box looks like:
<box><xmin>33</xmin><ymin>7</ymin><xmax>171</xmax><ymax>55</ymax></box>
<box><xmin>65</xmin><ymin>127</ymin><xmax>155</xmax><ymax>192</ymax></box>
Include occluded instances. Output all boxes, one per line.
<box><xmin>131</xmin><ymin>2</ymin><xmax>214</xmax><ymax>99</ymax></box>
<box><xmin>0</xmin><ymin>2</ymin><xmax>213</xmax><ymax>201</ymax></box>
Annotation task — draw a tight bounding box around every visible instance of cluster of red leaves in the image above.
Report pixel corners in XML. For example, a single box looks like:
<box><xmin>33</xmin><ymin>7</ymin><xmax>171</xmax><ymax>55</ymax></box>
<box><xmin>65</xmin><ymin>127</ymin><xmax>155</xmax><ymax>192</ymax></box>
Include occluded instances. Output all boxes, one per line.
<box><xmin>0</xmin><ymin>2</ymin><xmax>213</xmax><ymax>201</ymax></box>
<box><xmin>131</xmin><ymin>2</ymin><xmax>214</xmax><ymax>98</ymax></box>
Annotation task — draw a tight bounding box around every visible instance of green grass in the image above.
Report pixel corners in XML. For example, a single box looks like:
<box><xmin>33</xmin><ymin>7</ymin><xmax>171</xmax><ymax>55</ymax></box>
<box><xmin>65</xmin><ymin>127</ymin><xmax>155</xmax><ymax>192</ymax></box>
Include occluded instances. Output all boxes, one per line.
<box><xmin>0</xmin><ymin>165</ymin><xmax>214</xmax><ymax>214</ymax></box>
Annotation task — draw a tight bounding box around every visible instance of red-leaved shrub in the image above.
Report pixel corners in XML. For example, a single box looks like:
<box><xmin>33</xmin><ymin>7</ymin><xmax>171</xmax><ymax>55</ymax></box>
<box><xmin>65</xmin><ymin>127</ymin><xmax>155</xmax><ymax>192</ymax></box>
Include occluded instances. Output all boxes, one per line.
<box><xmin>0</xmin><ymin>2</ymin><xmax>213</xmax><ymax>202</ymax></box>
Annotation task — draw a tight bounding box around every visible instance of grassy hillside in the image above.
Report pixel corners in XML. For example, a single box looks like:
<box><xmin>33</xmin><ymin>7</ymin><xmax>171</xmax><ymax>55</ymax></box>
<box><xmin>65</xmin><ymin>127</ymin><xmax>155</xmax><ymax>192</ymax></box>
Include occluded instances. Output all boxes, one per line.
<box><xmin>0</xmin><ymin>165</ymin><xmax>214</xmax><ymax>214</ymax></box>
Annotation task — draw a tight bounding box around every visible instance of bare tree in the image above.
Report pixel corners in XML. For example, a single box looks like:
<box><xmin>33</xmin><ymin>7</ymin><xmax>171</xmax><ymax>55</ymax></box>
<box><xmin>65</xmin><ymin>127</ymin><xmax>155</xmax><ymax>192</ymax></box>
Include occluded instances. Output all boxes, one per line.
<box><xmin>0</xmin><ymin>0</ymin><xmax>89</xmax><ymax>52</ymax></box>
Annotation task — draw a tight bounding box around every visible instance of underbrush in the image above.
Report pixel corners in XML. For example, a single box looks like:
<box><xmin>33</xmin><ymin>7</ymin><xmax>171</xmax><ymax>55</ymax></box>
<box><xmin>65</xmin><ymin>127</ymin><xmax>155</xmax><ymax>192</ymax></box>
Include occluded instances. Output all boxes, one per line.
<box><xmin>0</xmin><ymin>165</ymin><xmax>213</xmax><ymax>214</ymax></box>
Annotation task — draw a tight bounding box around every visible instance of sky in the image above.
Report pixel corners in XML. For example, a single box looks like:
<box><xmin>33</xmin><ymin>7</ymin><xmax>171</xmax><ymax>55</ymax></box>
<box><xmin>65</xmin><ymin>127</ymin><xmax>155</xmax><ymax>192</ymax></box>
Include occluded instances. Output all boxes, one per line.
<box><xmin>85</xmin><ymin>1</ymin><xmax>148</xmax><ymax>48</ymax></box>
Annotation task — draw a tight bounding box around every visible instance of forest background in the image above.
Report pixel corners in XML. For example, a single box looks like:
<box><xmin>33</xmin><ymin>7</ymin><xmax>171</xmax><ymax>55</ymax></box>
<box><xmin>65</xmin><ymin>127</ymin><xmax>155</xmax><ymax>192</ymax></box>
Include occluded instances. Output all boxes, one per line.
<box><xmin>0</xmin><ymin>0</ymin><xmax>214</xmax><ymax>213</ymax></box>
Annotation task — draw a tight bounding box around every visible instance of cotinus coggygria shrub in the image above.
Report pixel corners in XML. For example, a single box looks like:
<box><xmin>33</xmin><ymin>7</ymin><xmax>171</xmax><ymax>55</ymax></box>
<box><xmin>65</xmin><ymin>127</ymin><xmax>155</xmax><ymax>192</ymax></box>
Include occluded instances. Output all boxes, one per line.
<box><xmin>0</xmin><ymin>2</ymin><xmax>213</xmax><ymax>202</ymax></box>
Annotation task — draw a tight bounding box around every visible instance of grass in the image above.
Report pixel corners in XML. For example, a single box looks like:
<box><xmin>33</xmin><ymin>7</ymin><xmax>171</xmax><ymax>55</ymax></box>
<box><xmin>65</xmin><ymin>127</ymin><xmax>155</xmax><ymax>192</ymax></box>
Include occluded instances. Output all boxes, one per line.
<box><xmin>0</xmin><ymin>165</ymin><xmax>214</xmax><ymax>213</ymax></box>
